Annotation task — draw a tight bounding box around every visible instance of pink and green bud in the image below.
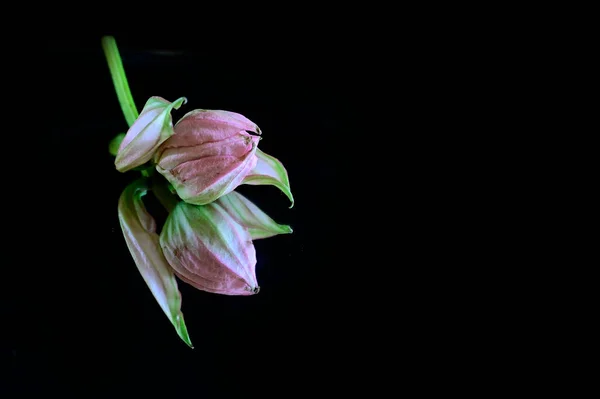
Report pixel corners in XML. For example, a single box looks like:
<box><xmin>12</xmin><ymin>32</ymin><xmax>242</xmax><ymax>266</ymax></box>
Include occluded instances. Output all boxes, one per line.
<box><xmin>218</xmin><ymin>191</ymin><xmax>292</xmax><ymax>239</ymax></box>
<box><xmin>115</xmin><ymin>96</ymin><xmax>186</xmax><ymax>172</ymax></box>
<box><xmin>154</xmin><ymin>110</ymin><xmax>261</xmax><ymax>205</ymax></box>
<box><xmin>118</xmin><ymin>179</ymin><xmax>192</xmax><ymax>347</ymax></box>
<box><xmin>159</xmin><ymin>198</ymin><xmax>260</xmax><ymax>296</ymax></box>
<box><xmin>242</xmin><ymin>148</ymin><xmax>294</xmax><ymax>207</ymax></box>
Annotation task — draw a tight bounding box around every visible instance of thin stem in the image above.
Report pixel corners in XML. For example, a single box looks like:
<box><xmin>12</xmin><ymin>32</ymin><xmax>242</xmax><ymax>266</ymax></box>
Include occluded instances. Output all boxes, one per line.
<box><xmin>151</xmin><ymin>177</ymin><xmax>179</xmax><ymax>213</ymax></box>
<box><xmin>101</xmin><ymin>36</ymin><xmax>139</xmax><ymax>127</ymax></box>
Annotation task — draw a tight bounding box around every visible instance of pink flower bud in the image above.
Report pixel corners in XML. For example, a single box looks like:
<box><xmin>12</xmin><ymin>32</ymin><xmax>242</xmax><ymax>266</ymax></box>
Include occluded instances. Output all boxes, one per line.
<box><xmin>159</xmin><ymin>198</ymin><xmax>259</xmax><ymax>296</ymax></box>
<box><xmin>118</xmin><ymin>179</ymin><xmax>192</xmax><ymax>347</ymax></box>
<box><xmin>115</xmin><ymin>96</ymin><xmax>186</xmax><ymax>172</ymax></box>
<box><xmin>155</xmin><ymin>110</ymin><xmax>261</xmax><ymax>205</ymax></box>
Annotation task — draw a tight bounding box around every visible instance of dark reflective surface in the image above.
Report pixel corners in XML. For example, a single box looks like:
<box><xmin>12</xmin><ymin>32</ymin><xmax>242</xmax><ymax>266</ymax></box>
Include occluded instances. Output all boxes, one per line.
<box><xmin>7</xmin><ymin>35</ymin><xmax>345</xmax><ymax>395</ymax></box>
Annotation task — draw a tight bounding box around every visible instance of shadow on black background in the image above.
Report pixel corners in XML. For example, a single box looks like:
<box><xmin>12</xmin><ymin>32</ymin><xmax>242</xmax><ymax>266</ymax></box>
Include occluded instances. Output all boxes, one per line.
<box><xmin>4</xmin><ymin>34</ymin><xmax>350</xmax><ymax>395</ymax></box>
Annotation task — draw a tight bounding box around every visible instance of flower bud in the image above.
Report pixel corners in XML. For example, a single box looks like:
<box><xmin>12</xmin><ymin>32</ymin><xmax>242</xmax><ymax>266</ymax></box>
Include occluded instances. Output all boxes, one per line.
<box><xmin>115</xmin><ymin>96</ymin><xmax>186</xmax><ymax>172</ymax></box>
<box><xmin>155</xmin><ymin>109</ymin><xmax>260</xmax><ymax>205</ymax></box>
<box><xmin>160</xmin><ymin>199</ymin><xmax>259</xmax><ymax>295</ymax></box>
<box><xmin>118</xmin><ymin>179</ymin><xmax>192</xmax><ymax>347</ymax></box>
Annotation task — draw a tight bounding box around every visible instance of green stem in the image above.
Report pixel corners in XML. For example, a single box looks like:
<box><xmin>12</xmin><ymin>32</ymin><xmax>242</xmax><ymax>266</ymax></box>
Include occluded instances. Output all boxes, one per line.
<box><xmin>101</xmin><ymin>36</ymin><xmax>139</xmax><ymax>127</ymax></box>
<box><xmin>151</xmin><ymin>177</ymin><xmax>179</xmax><ymax>213</ymax></box>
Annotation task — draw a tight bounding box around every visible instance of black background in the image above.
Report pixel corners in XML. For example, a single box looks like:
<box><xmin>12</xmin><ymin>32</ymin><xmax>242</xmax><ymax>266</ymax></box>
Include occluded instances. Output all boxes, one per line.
<box><xmin>4</xmin><ymin>34</ymin><xmax>351</xmax><ymax>395</ymax></box>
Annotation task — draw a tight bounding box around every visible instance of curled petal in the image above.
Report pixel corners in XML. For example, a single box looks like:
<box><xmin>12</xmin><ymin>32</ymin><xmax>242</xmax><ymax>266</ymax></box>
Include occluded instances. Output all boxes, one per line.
<box><xmin>115</xmin><ymin>96</ymin><xmax>186</xmax><ymax>172</ymax></box>
<box><xmin>217</xmin><ymin>191</ymin><xmax>292</xmax><ymax>240</ymax></box>
<box><xmin>118</xmin><ymin>178</ymin><xmax>193</xmax><ymax>347</ymax></box>
<box><xmin>242</xmin><ymin>148</ymin><xmax>294</xmax><ymax>207</ymax></box>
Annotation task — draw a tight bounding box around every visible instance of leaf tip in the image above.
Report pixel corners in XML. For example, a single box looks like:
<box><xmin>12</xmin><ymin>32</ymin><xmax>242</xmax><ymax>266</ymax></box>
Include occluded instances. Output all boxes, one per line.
<box><xmin>174</xmin><ymin>312</ymin><xmax>193</xmax><ymax>348</ymax></box>
<box><xmin>173</xmin><ymin>96</ymin><xmax>187</xmax><ymax>109</ymax></box>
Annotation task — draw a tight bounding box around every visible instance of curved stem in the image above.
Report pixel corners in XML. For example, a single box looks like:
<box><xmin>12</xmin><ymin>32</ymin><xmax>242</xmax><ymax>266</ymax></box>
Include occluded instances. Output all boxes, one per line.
<box><xmin>101</xmin><ymin>36</ymin><xmax>139</xmax><ymax>127</ymax></box>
